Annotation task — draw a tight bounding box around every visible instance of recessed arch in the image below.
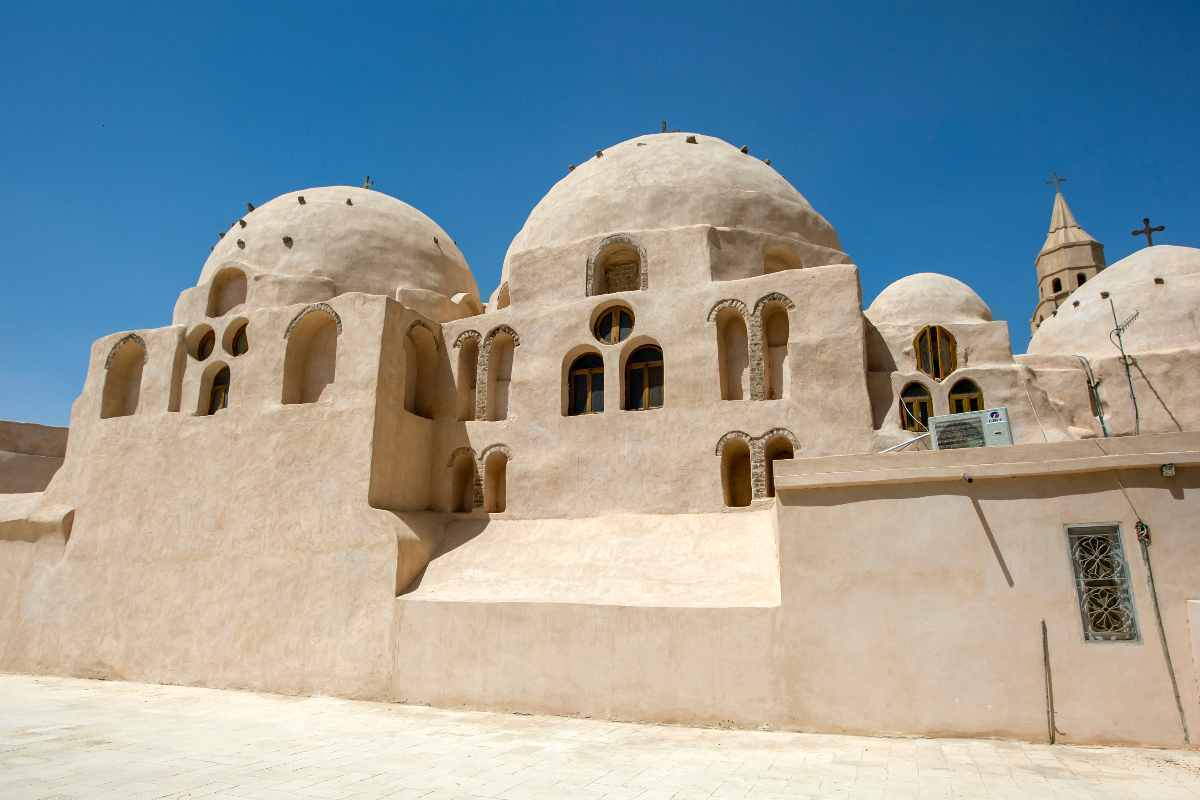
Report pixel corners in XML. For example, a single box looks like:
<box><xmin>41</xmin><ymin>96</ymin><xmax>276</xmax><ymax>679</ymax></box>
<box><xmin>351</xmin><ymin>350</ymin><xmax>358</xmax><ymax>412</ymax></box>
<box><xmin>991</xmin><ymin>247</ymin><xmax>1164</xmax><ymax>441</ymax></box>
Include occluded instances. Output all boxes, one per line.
<box><xmin>899</xmin><ymin>382</ymin><xmax>933</xmax><ymax>432</ymax></box>
<box><xmin>101</xmin><ymin>333</ymin><xmax>147</xmax><ymax>419</ymax></box>
<box><xmin>1076</xmin><ymin>272</ymin><xmax>1087</xmax><ymax>287</ymax></box>
<box><xmin>447</xmin><ymin>446</ymin><xmax>481</xmax><ymax>513</ymax></box>
<box><xmin>282</xmin><ymin>305</ymin><xmax>339</xmax><ymax>404</ymax></box>
<box><xmin>761</xmin><ymin>429</ymin><xmax>799</xmax><ymax>498</ymax></box>
<box><xmin>622</xmin><ymin>339</ymin><xmax>664</xmax><ymax>411</ymax></box>
<box><xmin>565</xmin><ymin>348</ymin><xmax>604</xmax><ymax>416</ymax></box>
<box><xmin>713</xmin><ymin>305</ymin><xmax>750</xmax><ymax>400</ymax></box>
<box><xmin>187</xmin><ymin>324</ymin><xmax>216</xmax><ymax>361</ymax></box>
<box><xmin>197</xmin><ymin>361</ymin><xmax>231</xmax><ymax>415</ymax></box>
<box><xmin>453</xmin><ymin>330</ymin><xmax>481</xmax><ymax>421</ymax></box>
<box><xmin>717</xmin><ymin>432</ymin><xmax>754</xmax><ymax>508</ymax></box>
<box><xmin>481</xmin><ymin>444</ymin><xmax>512</xmax><ymax>513</ymax></box>
<box><xmin>207</xmin><ymin>267</ymin><xmax>248</xmax><ymax>317</ymax></box>
<box><xmin>404</xmin><ymin>320</ymin><xmax>440</xmax><ymax>419</ymax></box>
<box><xmin>1052</xmin><ymin>277</ymin><xmax>1063</xmax><ymax>294</ymax></box>
<box><xmin>752</xmin><ymin>291</ymin><xmax>796</xmax><ymax>317</ymax></box>
<box><xmin>949</xmin><ymin>378</ymin><xmax>984</xmax><ymax>414</ymax></box>
<box><xmin>586</xmin><ymin>234</ymin><xmax>646</xmax><ymax>296</ymax></box>
<box><xmin>482</xmin><ymin>324</ymin><xmax>520</xmax><ymax>421</ymax></box>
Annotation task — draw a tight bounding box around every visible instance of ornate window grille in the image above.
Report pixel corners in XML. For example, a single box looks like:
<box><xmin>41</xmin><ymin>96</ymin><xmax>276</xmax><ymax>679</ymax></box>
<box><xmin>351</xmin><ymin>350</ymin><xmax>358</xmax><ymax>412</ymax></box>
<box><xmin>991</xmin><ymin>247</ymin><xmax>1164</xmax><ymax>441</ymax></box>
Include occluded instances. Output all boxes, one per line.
<box><xmin>1067</xmin><ymin>525</ymin><xmax>1138</xmax><ymax>642</ymax></box>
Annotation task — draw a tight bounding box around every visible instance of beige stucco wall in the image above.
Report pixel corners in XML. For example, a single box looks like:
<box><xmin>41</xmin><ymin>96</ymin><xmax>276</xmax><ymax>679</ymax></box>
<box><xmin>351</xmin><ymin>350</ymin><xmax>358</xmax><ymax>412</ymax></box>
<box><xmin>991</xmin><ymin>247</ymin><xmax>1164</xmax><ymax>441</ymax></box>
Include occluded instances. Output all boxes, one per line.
<box><xmin>0</xmin><ymin>421</ymin><xmax>67</xmax><ymax>494</ymax></box>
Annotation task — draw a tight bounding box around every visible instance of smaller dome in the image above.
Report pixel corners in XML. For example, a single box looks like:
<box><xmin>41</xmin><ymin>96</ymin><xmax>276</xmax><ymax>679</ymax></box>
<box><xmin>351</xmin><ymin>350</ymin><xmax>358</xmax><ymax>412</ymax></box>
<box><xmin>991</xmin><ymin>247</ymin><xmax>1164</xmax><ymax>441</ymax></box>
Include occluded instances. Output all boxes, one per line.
<box><xmin>1029</xmin><ymin>245</ymin><xmax>1200</xmax><ymax>356</ymax></box>
<box><xmin>866</xmin><ymin>273</ymin><xmax>992</xmax><ymax>327</ymax></box>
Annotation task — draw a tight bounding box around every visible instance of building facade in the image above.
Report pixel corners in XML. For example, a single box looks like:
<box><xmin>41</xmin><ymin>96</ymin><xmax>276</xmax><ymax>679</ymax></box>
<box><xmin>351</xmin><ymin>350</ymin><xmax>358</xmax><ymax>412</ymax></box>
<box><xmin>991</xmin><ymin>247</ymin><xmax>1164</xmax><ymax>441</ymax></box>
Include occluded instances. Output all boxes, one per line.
<box><xmin>3</xmin><ymin>133</ymin><xmax>1200</xmax><ymax>747</ymax></box>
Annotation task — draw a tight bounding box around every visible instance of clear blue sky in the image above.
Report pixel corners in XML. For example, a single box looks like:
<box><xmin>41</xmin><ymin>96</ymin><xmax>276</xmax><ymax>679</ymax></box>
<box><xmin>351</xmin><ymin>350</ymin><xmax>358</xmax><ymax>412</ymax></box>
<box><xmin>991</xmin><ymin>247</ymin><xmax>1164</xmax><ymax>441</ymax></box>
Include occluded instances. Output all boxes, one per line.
<box><xmin>3</xmin><ymin>1</ymin><xmax>1197</xmax><ymax>426</ymax></box>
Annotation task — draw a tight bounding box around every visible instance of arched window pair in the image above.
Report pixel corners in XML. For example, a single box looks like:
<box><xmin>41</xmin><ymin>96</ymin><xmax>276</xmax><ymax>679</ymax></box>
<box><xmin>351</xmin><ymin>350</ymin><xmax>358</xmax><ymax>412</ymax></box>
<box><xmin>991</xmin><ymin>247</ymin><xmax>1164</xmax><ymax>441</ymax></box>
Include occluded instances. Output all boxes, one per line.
<box><xmin>566</xmin><ymin>345</ymin><xmax>663</xmax><ymax>415</ymax></box>
<box><xmin>453</xmin><ymin>327</ymin><xmax>519</xmax><ymax>422</ymax></box>
<box><xmin>899</xmin><ymin>379</ymin><xmax>984</xmax><ymax>432</ymax></box>
<box><xmin>718</xmin><ymin>430</ymin><xmax>798</xmax><ymax>507</ymax></box>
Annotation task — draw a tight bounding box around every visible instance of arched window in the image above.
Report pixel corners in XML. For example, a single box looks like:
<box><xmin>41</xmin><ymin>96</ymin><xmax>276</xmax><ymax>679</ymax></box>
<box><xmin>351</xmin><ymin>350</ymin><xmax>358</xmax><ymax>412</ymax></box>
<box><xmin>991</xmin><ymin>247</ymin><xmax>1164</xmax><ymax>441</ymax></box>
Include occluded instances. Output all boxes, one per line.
<box><xmin>899</xmin><ymin>383</ymin><xmax>933</xmax><ymax>432</ymax></box>
<box><xmin>913</xmin><ymin>325</ymin><xmax>956</xmax><ymax>381</ymax></box>
<box><xmin>715</xmin><ymin>307</ymin><xmax>749</xmax><ymax>401</ymax></box>
<box><xmin>1077</xmin><ymin>273</ymin><xmax>1087</xmax><ymax>287</ymax></box>
<box><xmin>207</xmin><ymin>268</ymin><xmax>247</xmax><ymax>317</ymax></box>
<box><xmin>949</xmin><ymin>379</ymin><xmax>984</xmax><ymax>414</ymax></box>
<box><xmin>484</xmin><ymin>449</ymin><xmax>508</xmax><ymax>513</ymax></box>
<box><xmin>486</xmin><ymin>331</ymin><xmax>516</xmax><ymax>421</ymax></box>
<box><xmin>404</xmin><ymin>324</ymin><xmax>438</xmax><ymax>419</ymax></box>
<box><xmin>282</xmin><ymin>309</ymin><xmax>338</xmax><ymax>404</ymax></box>
<box><xmin>1052</xmin><ymin>277</ymin><xmax>1063</xmax><ymax>294</ymax></box>
<box><xmin>594</xmin><ymin>306</ymin><xmax>634</xmax><ymax>345</ymax></box>
<box><xmin>624</xmin><ymin>345</ymin><xmax>663</xmax><ymax>411</ymax></box>
<box><xmin>199</xmin><ymin>364</ymin><xmax>230</xmax><ymax>415</ymax></box>
<box><xmin>721</xmin><ymin>438</ymin><xmax>753</xmax><ymax>508</ymax></box>
<box><xmin>764</xmin><ymin>436</ymin><xmax>795</xmax><ymax>498</ymax></box>
<box><xmin>456</xmin><ymin>336</ymin><xmax>479</xmax><ymax>421</ymax></box>
<box><xmin>449</xmin><ymin>450</ymin><xmax>477</xmax><ymax>513</ymax></box>
<box><xmin>567</xmin><ymin>353</ymin><xmax>604</xmax><ymax>415</ymax></box>
<box><xmin>589</xmin><ymin>238</ymin><xmax>643</xmax><ymax>295</ymax></box>
<box><xmin>763</xmin><ymin>305</ymin><xmax>789</xmax><ymax>400</ymax></box>
<box><xmin>101</xmin><ymin>336</ymin><xmax>146</xmax><ymax>419</ymax></box>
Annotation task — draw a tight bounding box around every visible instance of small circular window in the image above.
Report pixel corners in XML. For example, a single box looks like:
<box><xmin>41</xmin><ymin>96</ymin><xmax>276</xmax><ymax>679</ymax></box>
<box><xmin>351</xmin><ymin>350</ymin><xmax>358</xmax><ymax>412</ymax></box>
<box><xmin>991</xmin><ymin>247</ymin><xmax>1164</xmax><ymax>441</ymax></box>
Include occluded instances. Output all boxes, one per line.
<box><xmin>224</xmin><ymin>320</ymin><xmax>249</xmax><ymax>357</ymax></box>
<box><xmin>593</xmin><ymin>306</ymin><xmax>633</xmax><ymax>344</ymax></box>
<box><xmin>188</xmin><ymin>324</ymin><xmax>216</xmax><ymax>360</ymax></box>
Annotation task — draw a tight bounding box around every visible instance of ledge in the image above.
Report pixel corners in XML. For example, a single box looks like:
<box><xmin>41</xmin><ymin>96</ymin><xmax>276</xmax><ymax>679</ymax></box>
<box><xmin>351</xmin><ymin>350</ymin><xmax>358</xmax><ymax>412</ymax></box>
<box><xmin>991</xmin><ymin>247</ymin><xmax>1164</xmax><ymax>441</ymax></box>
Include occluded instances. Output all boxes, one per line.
<box><xmin>775</xmin><ymin>432</ymin><xmax>1200</xmax><ymax>492</ymax></box>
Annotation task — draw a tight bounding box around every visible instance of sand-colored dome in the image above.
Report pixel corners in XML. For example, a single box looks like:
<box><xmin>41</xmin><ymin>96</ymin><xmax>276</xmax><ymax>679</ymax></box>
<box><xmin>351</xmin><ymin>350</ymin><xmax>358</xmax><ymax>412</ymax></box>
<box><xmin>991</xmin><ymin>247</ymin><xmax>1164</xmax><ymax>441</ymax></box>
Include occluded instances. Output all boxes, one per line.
<box><xmin>501</xmin><ymin>132</ymin><xmax>842</xmax><ymax>273</ymax></box>
<box><xmin>199</xmin><ymin>186</ymin><xmax>478</xmax><ymax>301</ymax></box>
<box><xmin>865</xmin><ymin>273</ymin><xmax>993</xmax><ymax>327</ymax></box>
<box><xmin>1028</xmin><ymin>245</ymin><xmax>1200</xmax><ymax>356</ymax></box>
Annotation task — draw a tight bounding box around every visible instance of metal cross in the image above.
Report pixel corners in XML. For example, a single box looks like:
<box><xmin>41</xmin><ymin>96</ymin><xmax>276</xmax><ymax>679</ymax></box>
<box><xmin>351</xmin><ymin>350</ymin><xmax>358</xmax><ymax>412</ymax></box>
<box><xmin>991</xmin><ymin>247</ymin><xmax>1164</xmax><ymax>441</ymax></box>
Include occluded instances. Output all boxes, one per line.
<box><xmin>1131</xmin><ymin>217</ymin><xmax>1165</xmax><ymax>246</ymax></box>
<box><xmin>1045</xmin><ymin>171</ymin><xmax>1067</xmax><ymax>192</ymax></box>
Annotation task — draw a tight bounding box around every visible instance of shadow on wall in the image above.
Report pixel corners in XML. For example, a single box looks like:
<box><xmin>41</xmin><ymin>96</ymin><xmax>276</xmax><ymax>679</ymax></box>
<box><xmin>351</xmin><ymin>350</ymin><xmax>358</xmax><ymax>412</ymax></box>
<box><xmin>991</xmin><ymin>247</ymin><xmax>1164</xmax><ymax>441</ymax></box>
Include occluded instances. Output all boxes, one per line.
<box><xmin>389</xmin><ymin>512</ymin><xmax>492</xmax><ymax>597</ymax></box>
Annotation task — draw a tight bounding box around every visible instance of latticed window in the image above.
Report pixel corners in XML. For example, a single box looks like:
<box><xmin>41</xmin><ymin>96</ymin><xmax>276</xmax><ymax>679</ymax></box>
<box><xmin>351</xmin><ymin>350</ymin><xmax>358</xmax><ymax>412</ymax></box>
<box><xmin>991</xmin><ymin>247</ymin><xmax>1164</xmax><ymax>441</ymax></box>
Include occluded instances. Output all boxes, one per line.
<box><xmin>1067</xmin><ymin>525</ymin><xmax>1138</xmax><ymax>642</ymax></box>
<box><xmin>913</xmin><ymin>325</ymin><xmax>956</xmax><ymax>381</ymax></box>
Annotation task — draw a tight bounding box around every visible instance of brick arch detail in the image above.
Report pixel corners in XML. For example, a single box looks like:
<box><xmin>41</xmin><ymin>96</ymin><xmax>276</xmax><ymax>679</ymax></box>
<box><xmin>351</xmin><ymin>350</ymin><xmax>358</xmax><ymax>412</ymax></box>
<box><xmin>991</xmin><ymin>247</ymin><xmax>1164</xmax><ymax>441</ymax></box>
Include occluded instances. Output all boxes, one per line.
<box><xmin>105</xmin><ymin>332</ymin><xmax>148</xmax><ymax>368</ymax></box>
<box><xmin>706</xmin><ymin>298</ymin><xmax>749</xmax><ymax>323</ymax></box>
<box><xmin>476</xmin><ymin>325</ymin><xmax>521</xmax><ymax>419</ymax></box>
<box><xmin>586</xmin><ymin>233</ymin><xmax>648</xmax><ymax>296</ymax></box>
<box><xmin>284</xmin><ymin>303</ymin><xmax>342</xmax><ymax>339</ymax></box>
<box><xmin>748</xmin><ymin>292</ymin><xmax>795</xmax><ymax>401</ymax></box>
<box><xmin>715</xmin><ymin>427</ymin><xmax>802</xmax><ymax>501</ymax></box>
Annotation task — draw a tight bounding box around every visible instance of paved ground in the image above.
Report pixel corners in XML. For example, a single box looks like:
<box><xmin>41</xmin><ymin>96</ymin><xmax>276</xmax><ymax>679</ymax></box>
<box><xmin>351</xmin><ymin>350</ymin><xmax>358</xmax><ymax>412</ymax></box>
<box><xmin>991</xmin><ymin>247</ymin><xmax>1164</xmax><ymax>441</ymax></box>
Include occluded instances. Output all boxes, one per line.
<box><xmin>3</xmin><ymin>675</ymin><xmax>1200</xmax><ymax>800</ymax></box>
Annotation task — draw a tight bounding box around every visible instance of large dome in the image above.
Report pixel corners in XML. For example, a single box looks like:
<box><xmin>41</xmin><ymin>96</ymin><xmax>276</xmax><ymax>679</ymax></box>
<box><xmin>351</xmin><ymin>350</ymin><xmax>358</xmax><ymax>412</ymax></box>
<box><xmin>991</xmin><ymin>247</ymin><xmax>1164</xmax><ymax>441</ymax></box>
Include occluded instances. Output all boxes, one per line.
<box><xmin>199</xmin><ymin>186</ymin><xmax>478</xmax><ymax>302</ymax></box>
<box><xmin>502</xmin><ymin>132</ymin><xmax>842</xmax><ymax>269</ymax></box>
<box><xmin>1029</xmin><ymin>245</ymin><xmax>1200</xmax><ymax>356</ymax></box>
<box><xmin>865</xmin><ymin>273</ymin><xmax>993</xmax><ymax>327</ymax></box>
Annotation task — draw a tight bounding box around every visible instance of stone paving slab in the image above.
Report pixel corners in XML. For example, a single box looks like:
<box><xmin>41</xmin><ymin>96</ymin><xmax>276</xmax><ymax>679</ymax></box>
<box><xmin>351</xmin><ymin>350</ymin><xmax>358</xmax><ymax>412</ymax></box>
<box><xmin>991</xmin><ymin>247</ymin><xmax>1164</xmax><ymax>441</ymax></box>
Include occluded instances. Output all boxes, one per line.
<box><xmin>2</xmin><ymin>674</ymin><xmax>1200</xmax><ymax>799</ymax></box>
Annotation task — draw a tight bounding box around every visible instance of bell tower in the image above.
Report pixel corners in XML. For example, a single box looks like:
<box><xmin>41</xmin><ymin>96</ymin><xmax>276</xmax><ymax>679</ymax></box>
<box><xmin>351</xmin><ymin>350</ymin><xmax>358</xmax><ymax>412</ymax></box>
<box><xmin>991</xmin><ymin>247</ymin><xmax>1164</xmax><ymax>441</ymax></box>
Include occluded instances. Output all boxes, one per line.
<box><xmin>1031</xmin><ymin>177</ymin><xmax>1105</xmax><ymax>334</ymax></box>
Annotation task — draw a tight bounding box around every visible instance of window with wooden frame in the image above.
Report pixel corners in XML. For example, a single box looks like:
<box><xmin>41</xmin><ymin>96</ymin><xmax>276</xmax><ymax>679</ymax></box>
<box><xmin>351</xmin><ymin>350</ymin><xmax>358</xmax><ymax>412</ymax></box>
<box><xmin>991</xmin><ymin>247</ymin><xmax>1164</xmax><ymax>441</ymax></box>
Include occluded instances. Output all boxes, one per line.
<box><xmin>899</xmin><ymin>382</ymin><xmax>932</xmax><ymax>432</ymax></box>
<box><xmin>948</xmin><ymin>378</ymin><xmax>983</xmax><ymax>414</ymax></box>
<box><xmin>913</xmin><ymin>325</ymin><xmax>956</xmax><ymax>381</ymax></box>
<box><xmin>593</xmin><ymin>306</ymin><xmax>633</xmax><ymax>345</ymax></box>
<box><xmin>625</xmin><ymin>345</ymin><xmax>663</xmax><ymax>411</ymax></box>
<box><xmin>567</xmin><ymin>353</ymin><xmax>604</xmax><ymax>415</ymax></box>
<box><xmin>206</xmin><ymin>366</ymin><xmax>230</xmax><ymax>415</ymax></box>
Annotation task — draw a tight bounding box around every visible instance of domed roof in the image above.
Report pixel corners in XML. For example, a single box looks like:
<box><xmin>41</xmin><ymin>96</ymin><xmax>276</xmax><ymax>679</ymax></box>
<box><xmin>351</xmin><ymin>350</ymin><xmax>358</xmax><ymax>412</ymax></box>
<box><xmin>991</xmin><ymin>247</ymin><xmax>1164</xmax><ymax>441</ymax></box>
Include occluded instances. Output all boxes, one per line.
<box><xmin>1028</xmin><ymin>245</ymin><xmax>1200</xmax><ymax>356</ymax></box>
<box><xmin>500</xmin><ymin>132</ymin><xmax>842</xmax><ymax>274</ymax></box>
<box><xmin>865</xmin><ymin>273</ymin><xmax>993</xmax><ymax>327</ymax></box>
<box><xmin>199</xmin><ymin>186</ymin><xmax>477</xmax><ymax>302</ymax></box>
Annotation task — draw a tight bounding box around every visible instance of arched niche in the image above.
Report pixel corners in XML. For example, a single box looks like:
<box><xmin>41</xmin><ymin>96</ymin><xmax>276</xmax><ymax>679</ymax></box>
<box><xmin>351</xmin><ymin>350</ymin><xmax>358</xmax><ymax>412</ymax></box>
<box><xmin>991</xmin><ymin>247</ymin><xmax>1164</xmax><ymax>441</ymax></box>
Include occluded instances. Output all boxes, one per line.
<box><xmin>719</xmin><ymin>434</ymin><xmax>753</xmax><ymax>508</ymax></box>
<box><xmin>484</xmin><ymin>326</ymin><xmax>518</xmax><ymax>421</ymax></box>
<box><xmin>101</xmin><ymin>334</ymin><xmax>147</xmax><ymax>419</ymax></box>
<box><xmin>482</xmin><ymin>445</ymin><xmax>511</xmax><ymax>513</ymax></box>
<box><xmin>404</xmin><ymin>322</ymin><xmax>439</xmax><ymax>419</ymax></box>
<box><xmin>453</xmin><ymin>331</ymin><xmax>480</xmax><ymax>421</ymax></box>
<box><xmin>760</xmin><ymin>302</ymin><xmax>790</xmax><ymax>400</ymax></box>
<box><xmin>762</xmin><ymin>431</ymin><xmax>797</xmax><ymax>498</ymax></box>
<box><xmin>448</xmin><ymin>447</ymin><xmax>479</xmax><ymax>513</ymax></box>
<box><xmin>207</xmin><ymin>267</ymin><xmax>248</xmax><ymax>317</ymax></box>
<box><xmin>282</xmin><ymin>305</ymin><xmax>340</xmax><ymax>405</ymax></box>
<box><xmin>587</xmin><ymin>235</ymin><xmax>646</xmax><ymax>296</ymax></box>
<box><xmin>711</xmin><ymin>302</ymin><xmax>749</xmax><ymax>400</ymax></box>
